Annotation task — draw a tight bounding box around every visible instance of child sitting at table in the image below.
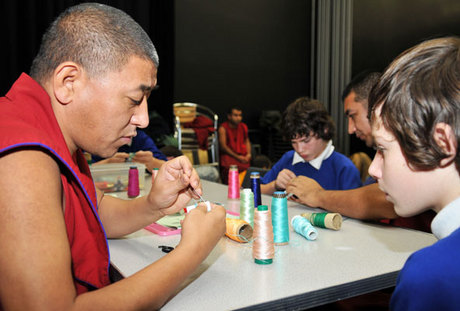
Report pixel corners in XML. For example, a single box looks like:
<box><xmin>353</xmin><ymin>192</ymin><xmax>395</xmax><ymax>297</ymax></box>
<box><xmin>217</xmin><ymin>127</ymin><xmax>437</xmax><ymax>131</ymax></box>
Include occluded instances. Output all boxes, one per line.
<box><xmin>91</xmin><ymin>129</ymin><xmax>167</xmax><ymax>173</ymax></box>
<box><xmin>260</xmin><ymin>97</ymin><xmax>361</xmax><ymax>195</ymax></box>
<box><xmin>367</xmin><ymin>36</ymin><xmax>460</xmax><ymax>311</ymax></box>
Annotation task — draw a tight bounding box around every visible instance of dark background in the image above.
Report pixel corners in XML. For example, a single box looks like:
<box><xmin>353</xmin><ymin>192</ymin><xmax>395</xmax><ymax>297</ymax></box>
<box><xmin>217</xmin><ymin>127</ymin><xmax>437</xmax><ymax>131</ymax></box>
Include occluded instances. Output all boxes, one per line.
<box><xmin>1</xmin><ymin>0</ymin><xmax>460</xmax><ymax>159</ymax></box>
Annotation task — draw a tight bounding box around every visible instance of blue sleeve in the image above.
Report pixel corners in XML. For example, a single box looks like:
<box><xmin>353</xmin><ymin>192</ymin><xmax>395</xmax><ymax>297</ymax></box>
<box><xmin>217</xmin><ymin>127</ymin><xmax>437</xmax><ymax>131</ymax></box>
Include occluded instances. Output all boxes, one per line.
<box><xmin>338</xmin><ymin>164</ymin><xmax>362</xmax><ymax>190</ymax></box>
<box><xmin>132</xmin><ymin>130</ymin><xmax>167</xmax><ymax>161</ymax></box>
<box><xmin>260</xmin><ymin>151</ymin><xmax>293</xmax><ymax>184</ymax></box>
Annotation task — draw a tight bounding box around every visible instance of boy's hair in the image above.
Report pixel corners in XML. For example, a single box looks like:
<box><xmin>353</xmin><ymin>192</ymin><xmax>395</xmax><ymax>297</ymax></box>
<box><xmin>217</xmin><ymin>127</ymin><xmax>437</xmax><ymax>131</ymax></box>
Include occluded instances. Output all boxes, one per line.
<box><xmin>342</xmin><ymin>71</ymin><xmax>381</xmax><ymax>108</ymax></box>
<box><xmin>30</xmin><ymin>3</ymin><xmax>158</xmax><ymax>84</ymax></box>
<box><xmin>369</xmin><ymin>36</ymin><xmax>460</xmax><ymax>170</ymax></box>
<box><xmin>282</xmin><ymin>97</ymin><xmax>335</xmax><ymax>141</ymax></box>
<box><xmin>160</xmin><ymin>145</ymin><xmax>183</xmax><ymax>158</ymax></box>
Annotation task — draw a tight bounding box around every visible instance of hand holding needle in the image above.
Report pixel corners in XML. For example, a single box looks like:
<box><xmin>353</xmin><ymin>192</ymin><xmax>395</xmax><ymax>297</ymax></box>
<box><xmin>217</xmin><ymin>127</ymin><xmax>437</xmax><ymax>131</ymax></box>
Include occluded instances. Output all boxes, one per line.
<box><xmin>188</xmin><ymin>186</ymin><xmax>212</xmax><ymax>212</ymax></box>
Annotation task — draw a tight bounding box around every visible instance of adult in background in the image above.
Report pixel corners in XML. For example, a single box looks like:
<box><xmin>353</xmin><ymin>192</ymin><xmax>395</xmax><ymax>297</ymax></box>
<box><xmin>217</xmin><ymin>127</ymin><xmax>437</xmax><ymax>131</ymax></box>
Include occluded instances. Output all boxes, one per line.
<box><xmin>218</xmin><ymin>107</ymin><xmax>251</xmax><ymax>184</ymax></box>
<box><xmin>0</xmin><ymin>4</ymin><xmax>225</xmax><ymax>310</ymax></box>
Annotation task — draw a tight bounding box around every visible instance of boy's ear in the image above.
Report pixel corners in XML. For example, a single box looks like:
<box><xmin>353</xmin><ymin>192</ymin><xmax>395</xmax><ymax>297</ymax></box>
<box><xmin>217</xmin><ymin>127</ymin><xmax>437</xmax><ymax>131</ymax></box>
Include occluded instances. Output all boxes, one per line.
<box><xmin>433</xmin><ymin>122</ymin><xmax>458</xmax><ymax>167</ymax></box>
<box><xmin>52</xmin><ymin>62</ymin><xmax>82</xmax><ymax>105</ymax></box>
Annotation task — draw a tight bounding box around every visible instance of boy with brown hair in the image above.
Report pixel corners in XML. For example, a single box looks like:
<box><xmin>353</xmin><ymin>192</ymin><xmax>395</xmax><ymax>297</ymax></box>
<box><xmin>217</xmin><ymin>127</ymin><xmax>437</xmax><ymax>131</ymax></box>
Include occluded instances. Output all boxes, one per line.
<box><xmin>368</xmin><ymin>36</ymin><xmax>460</xmax><ymax>310</ymax></box>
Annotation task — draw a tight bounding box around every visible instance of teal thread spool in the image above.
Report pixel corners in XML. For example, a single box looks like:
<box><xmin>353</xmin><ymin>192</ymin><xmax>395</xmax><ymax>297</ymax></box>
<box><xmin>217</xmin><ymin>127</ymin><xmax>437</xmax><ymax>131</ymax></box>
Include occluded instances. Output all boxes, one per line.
<box><xmin>291</xmin><ymin>215</ymin><xmax>318</xmax><ymax>241</ymax></box>
<box><xmin>239</xmin><ymin>188</ymin><xmax>255</xmax><ymax>227</ymax></box>
<box><xmin>271</xmin><ymin>191</ymin><xmax>290</xmax><ymax>245</ymax></box>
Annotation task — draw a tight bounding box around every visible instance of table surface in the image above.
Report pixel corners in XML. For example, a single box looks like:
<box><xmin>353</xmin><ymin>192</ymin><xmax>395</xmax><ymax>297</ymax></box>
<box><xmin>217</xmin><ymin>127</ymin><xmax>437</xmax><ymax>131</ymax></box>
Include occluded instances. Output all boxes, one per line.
<box><xmin>108</xmin><ymin>179</ymin><xmax>436</xmax><ymax>310</ymax></box>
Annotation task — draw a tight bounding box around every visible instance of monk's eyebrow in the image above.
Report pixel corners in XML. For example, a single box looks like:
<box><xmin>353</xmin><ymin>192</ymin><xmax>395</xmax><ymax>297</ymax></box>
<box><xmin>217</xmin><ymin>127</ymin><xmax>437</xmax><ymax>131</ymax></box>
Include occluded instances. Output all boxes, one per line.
<box><xmin>139</xmin><ymin>84</ymin><xmax>154</xmax><ymax>92</ymax></box>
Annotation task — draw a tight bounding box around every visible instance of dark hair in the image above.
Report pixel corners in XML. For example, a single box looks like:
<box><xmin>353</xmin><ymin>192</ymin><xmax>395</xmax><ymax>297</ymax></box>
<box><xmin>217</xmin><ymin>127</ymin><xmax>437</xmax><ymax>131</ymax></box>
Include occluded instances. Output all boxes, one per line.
<box><xmin>252</xmin><ymin>154</ymin><xmax>271</xmax><ymax>169</ymax></box>
<box><xmin>30</xmin><ymin>3</ymin><xmax>158</xmax><ymax>83</ymax></box>
<box><xmin>342</xmin><ymin>71</ymin><xmax>381</xmax><ymax>109</ymax></box>
<box><xmin>160</xmin><ymin>145</ymin><xmax>183</xmax><ymax>158</ymax></box>
<box><xmin>369</xmin><ymin>36</ymin><xmax>460</xmax><ymax>170</ymax></box>
<box><xmin>282</xmin><ymin>97</ymin><xmax>335</xmax><ymax>141</ymax></box>
<box><xmin>227</xmin><ymin>107</ymin><xmax>242</xmax><ymax>115</ymax></box>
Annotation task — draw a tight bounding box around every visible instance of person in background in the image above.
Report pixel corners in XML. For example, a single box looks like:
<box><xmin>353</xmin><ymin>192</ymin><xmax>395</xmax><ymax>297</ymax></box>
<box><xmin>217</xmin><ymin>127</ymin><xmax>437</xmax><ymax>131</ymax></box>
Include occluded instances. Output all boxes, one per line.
<box><xmin>92</xmin><ymin>129</ymin><xmax>167</xmax><ymax>173</ymax></box>
<box><xmin>260</xmin><ymin>97</ymin><xmax>361</xmax><ymax>195</ymax></box>
<box><xmin>0</xmin><ymin>4</ymin><xmax>225</xmax><ymax>310</ymax></box>
<box><xmin>218</xmin><ymin>107</ymin><xmax>251</xmax><ymax>184</ymax></box>
<box><xmin>160</xmin><ymin>145</ymin><xmax>184</xmax><ymax>161</ymax></box>
<box><xmin>368</xmin><ymin>36</ymin><xmax>460</xmax><ymax>311</ymax></box>
<box><xmin>286</xmin><ymin>72</ymin><xmax>435</xmax><ymax>232</ymax></box>
<box><xmin>252</xmin><ymin>154</ymin><xmax>271</xmax><ymax>169</ymax></box>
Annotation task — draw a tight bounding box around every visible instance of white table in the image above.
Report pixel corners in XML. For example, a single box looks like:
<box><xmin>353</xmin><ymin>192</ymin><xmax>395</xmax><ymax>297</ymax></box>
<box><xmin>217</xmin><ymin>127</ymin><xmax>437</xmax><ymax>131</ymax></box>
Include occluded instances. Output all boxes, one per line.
<box><xmin>108</xmin><ymin>179</ymin><xmax>436</xmax><ymax>310</ymax></box>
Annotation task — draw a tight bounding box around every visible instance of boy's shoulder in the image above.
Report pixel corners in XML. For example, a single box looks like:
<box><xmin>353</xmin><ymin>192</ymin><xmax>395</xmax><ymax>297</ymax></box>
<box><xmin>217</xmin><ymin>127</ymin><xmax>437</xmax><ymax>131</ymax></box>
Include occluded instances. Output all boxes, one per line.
<box><xmin>327</xmin><ymin>150</ymin><xmax>356</xmax><ymax>165</ymax></box>
<box><xmin>393</xmin><ymin>228</ymin><xmax>460</xmax><ymax>309</ymax></box>
<box><xmin>403</xmin><ymin>227</ymin><xmax>460</xmax><ymax>279</ymax></box>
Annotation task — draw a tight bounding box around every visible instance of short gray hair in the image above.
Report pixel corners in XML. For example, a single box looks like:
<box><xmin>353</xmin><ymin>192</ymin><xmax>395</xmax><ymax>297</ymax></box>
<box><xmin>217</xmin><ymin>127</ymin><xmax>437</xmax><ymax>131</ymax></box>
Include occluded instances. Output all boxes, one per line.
<box><xmin>30</xmin><ymin>3</ymin><xmax>159</xmax><ymax>82</ymax></box>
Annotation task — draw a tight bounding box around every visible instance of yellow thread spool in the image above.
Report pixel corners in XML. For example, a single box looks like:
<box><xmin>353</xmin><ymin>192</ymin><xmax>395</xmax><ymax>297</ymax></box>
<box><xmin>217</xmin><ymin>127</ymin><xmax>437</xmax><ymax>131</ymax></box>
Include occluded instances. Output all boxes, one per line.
<box><xmin>225</xmin><ymin>218</ymin><xmax>253</xmax><ymax>243</ymax></box>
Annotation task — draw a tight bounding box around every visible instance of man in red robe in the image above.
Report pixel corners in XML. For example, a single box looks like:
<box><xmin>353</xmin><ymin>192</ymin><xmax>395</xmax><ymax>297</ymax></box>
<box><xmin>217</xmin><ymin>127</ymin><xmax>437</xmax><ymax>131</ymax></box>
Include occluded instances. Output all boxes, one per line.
<box><xmin>218</xmin><ymin>107</ymin><xmax>252</xmax><ymax>184</ymax></box>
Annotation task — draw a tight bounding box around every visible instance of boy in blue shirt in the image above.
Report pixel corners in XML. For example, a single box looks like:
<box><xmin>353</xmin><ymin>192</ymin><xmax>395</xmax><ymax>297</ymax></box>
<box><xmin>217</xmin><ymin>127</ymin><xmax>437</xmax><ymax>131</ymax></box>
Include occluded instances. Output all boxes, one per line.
<box><xmin>92</xmin><ymin>129</ymin><xmax>167</xmax><ymax>172</ymax></box>
<box><xmin>260</xmin><ymin>97</ymin><xmax>361</xmax><ymax>195</ymax></box>
<box><xmin>368</xmin><ymin>36</ymin><xmax>460</xmax><ymax>311</ymax></box>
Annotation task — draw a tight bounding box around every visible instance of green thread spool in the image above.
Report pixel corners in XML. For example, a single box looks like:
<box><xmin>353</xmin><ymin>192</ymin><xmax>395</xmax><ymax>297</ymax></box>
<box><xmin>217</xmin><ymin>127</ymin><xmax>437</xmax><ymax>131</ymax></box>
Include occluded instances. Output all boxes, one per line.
<box><xmin>301</xmin><ymin>212</ymin><xmax>342</xmax><ymax>230</ymax></box>
<box><xmin>240</xmin><ymin>188</ymin><xmax>255</xmax><ymax>227</ymax></box>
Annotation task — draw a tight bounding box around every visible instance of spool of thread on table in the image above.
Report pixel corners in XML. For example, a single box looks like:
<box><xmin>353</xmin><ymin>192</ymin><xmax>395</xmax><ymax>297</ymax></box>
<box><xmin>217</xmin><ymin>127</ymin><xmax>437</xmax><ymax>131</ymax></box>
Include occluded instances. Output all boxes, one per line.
<box><xmin>228</xmin><ymin>165</ymin><xmax>240</xmax><ymax>199</ymax></box>
<box><xmin>252</xmin><ymin>205</ymin><xmax>275</xmax><ymax>264</ymax></box>
<box><xmin>271</xmin><ymin>191</ymin><xmax>290</xmax><ymax>245</ymax></box>
<box><xmin>239</xmin><ymin>188</ymin><xmax>255</xmax><ymax>227</ymax></box>
<box><xmin>127</xmin><ymin>166</ymin><xmax>140</xmax><ymax>198</ymax></box>
<box><xmin>291</xmin><ymin>215</ymin><xmax>318</xmax><ymax>241</ymax></box>
<box><xmin>301</xmin><ymin>212</ymin><xmax>342</xmax><ymax>231</ymax></box>
<box><xmin>225</xmin><ymin>218</ymin><xmax>253</xmax><ymax>243</ymax></box>
<box><xmin>250</xmin><ymin>172</ymin><xmax>262</xmax><ymax>208</ymax></box>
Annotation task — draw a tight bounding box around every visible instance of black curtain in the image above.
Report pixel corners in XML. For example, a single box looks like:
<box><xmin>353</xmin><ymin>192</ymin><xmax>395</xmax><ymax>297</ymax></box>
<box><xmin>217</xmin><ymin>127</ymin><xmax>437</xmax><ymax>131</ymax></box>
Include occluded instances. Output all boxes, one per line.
<box><xmin>0</xmin><ymin>0</ymin><xmax>174</xmax><ymax>131</ymax></box>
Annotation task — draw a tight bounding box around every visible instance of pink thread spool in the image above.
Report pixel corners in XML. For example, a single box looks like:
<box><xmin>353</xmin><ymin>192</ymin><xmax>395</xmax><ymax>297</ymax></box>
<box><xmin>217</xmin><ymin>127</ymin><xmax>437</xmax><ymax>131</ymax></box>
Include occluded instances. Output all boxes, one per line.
<box><xmin>228</xmin><ymin>165</ymin><xmax>240</xmax><ymax>199</ymax></box>
<box><xmin>127</xmin><ymin>166</ymin><xmax>140</xmax><ymax>198</ymax></box>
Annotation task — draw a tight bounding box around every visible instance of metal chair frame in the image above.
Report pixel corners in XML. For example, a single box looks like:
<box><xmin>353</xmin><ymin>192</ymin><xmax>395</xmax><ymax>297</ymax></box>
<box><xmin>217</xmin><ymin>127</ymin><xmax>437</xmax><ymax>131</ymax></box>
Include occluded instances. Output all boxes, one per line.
<box><xmin>173</xmin><ymin>102</ymin><xmax>219</xmax><ymax>165</ymax></box>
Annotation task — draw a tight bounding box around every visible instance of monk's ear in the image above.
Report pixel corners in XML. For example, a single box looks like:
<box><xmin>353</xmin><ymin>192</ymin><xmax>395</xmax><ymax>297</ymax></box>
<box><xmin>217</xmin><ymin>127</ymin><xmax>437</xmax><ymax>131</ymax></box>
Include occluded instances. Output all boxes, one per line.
<box><xmin>52</xmin><ymin>62</ymin><xmax>82</xmax><ymax>105</ymax></box>
<box><xmin>433</xmin><ymin>122</ymin><xmax>458</xmax><ymax>167</ymax></box>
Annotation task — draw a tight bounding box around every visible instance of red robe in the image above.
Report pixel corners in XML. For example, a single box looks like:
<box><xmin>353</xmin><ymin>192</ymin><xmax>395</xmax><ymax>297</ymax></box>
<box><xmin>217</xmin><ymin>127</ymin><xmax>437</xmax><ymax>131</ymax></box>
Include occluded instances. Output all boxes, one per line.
<box><xmin>219</xmin><ymin>121</ymin><xmax>250</xmax><ymax>172</ymax></box>
<box><xmin>0</xmin><ymin>74</ymin><xmax>110</xmax><ymax>294</ymax></box>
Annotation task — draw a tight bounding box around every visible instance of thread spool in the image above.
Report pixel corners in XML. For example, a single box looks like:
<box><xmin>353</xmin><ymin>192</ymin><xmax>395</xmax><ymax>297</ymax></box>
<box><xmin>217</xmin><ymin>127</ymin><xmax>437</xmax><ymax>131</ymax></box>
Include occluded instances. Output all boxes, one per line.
<box><xmin>127</xmin><ymin>166</ymin><xmax>140</xmax><ymax>198</ymax></box>
<box><xmin>271</xmin><ymin>191</ymin><xmax>290</xmax><ymax>245</ymax></box>
<box><xmin>226</xmin><ymin>199</ymin><xmax>240</xmax><ymax>216</ymax></box>
<box><xmin>291</xmin><ymin>215</ymin><xmax>318</xmax><ymax>241</ymax></box>
<box><xmin>250</xmin><ymin>172</ymin><xmax>262</xmax><ymax>208</ymax></box>
<box><xmin>252</xmin><ymin>205</ymin><xmax>275</xmax><ymax>264</ymax></box>
<box><xmin>239</xmin><ymin>188</ymin><xmax>255</xmax><ymax>227</ymax></box>
<box><xmin>228</xmin><ymin>165</ymin><xmax>240</xmax><ymax>199</ymax></box>
<box><xmin>152</xmin><ymin>167</ymin><xmax>159</xmax><ymax>180</ymax></box>
<box><xmin>225</xmin><ymin>218</ymin><xmax>253</xmax><ymax>243</ymax></box>
<box><xmin>301</xmin><ymin>212</ymin><xmax>342</xmax><ymax>230</ymax></box>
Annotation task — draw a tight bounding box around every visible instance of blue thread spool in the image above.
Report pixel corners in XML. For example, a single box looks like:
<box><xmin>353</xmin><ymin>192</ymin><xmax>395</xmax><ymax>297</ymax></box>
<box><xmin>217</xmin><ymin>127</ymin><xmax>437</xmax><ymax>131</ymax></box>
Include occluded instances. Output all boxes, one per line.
<box><xmin>271</xmin><ymin>191</ymin><xmax>290</xmax><ymax>245</ymax></box>
<box><xmin>250</xmin><ymin>172</ymin><xmax>262</xmax><ymax>208</ymax></box>
<box><xmin>291</xmin><ymin>215</ymin><xmax>318</xmax><ymax>241</ymax></box>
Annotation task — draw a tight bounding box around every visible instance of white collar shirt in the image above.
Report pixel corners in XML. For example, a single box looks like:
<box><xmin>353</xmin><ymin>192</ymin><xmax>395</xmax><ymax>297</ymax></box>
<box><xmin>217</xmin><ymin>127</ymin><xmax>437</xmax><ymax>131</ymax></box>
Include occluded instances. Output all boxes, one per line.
<box><xmin>291</xmin><ymin>140</ymin><xmax>334</xmax><ymax>170</ymax></box>
<box><xmin>431</xmin><ymin>196</ymin><xmax>460</xmax><ymax>239</ymax></box>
